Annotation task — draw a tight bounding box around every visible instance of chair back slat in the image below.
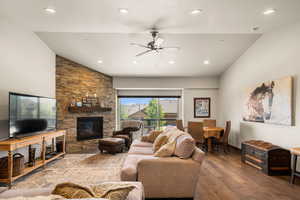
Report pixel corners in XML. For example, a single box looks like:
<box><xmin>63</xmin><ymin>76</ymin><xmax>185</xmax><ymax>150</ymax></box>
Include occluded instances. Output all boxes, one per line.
<box><xmin>187</xmin><ymin>121</ymin><xmax>204</xmax><ymax>143</ymax></box>
<box><xmin>222</xmin><ymin>121</ymin><xmax>231</xmax><ymax>144</ymax></box>
<box><xmin>203</xmin><ymin>119</ymin><xmax>216</xmax><ymax>128</ymax></box>
<box><xmin>176</xmin><ymin>120</ymin><xmax>184</xmax><ymax>131</ymax></box>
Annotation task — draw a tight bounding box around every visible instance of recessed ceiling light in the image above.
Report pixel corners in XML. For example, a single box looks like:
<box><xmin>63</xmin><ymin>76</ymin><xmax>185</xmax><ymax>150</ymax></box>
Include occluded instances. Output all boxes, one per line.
<box><xmin>203</xmin><ymin>60</ymin><xmax>210</xmax><ymax>65</ymax></box>
<box><xmin>263</xmin><ymin>8</ymin><xmax>276</xmax><ymax>15</ymax></box>
<box><xmin>190</xmin><ymin>9</ymin><xmax>203</xmax><ymax>15</ymax></box>
<box><xmin>133</xmin><ymin>60</ymin><xmax>137</xmax><ymax>64</ymax></box>
<box><xmin>97</xmin><ymin>60</ymin><xmax>103</xmax><ymax>64</ymax></box>
<box><xmin>119</xmin><ymin>8</ymin><xmax>129</xmax><ymax>14</ymax></box>
<box><xmin>168</xmin><ymin>60</ymin><xmax>175</xmax><ymax>64</ymax></box>
<box><xmin>44</xmin><ymin>7</ymin><xmax>56</xmax><ymax>14</ymax></box>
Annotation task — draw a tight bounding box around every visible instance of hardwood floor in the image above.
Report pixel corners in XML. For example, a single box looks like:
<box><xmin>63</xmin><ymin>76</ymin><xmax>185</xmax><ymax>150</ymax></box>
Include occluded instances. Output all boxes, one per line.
<box><xmin>194</xmin><ymin>148</ymin><xmax>300</xmax><ymax>200</ymax></box>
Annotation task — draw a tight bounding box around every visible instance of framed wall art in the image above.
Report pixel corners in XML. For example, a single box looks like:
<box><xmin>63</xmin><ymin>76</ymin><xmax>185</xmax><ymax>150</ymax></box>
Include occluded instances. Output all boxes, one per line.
<box><xmin>194</xmin><ymin>97</ymin><xmax>211</xmax><ymax>118</ymax></box>
<box><xmin>243</xmin><ymin>76</ymin><xmax>293</xmax><ymax>126</ymax></box>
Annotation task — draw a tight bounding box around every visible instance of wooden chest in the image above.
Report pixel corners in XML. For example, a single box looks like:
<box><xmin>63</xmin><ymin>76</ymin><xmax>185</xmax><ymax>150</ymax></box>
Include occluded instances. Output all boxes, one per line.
<box><xmin>241</xmin><ymin>140</ymin><xmax>291</xmax><ymax>176</ymax></box>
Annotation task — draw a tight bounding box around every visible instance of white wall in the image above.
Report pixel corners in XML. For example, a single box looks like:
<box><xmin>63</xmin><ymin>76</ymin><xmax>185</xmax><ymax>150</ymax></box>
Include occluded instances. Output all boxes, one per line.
<box><xmin>219</xmin><ymin>22</ymin><xmax>300</xmax><ymax>150</ymax></box>
<box><xmin>113</xmin><ymin>77</ymin><xmax>219</xmax><ymax>89</ymax></box>
<box><xmin>117</xmin><ymin>89</ymin><xmax>182</xmax><ymax>96</ymax></box>
<box><xmin>0</xmin><ymin>19</ymin><xmax>55</xmax><ymax>158</ymax></box>
<box><xmin>0</xmin><ymin>19</ymin><xmax>55</xmax><ymax>118</ymax></box>
<box><xmin>183</xmin><ymin>88</ymin><xmax>219</xmax><ymax>126</ymax></box>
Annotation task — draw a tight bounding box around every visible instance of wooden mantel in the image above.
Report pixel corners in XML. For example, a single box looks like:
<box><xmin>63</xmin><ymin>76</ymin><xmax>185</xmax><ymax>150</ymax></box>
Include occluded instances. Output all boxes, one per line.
<box><xmin>68</xmin><ymin>106</ymin><xmax>112</xmax><ymax>113</ymax></box>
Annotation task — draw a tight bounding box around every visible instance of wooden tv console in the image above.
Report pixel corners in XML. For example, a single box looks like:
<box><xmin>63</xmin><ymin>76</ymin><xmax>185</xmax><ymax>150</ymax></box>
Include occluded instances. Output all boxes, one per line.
<box><xmin>0</xmin><ymin>130</ymin><xmax>66</xmax><ymax>188</ymax></box>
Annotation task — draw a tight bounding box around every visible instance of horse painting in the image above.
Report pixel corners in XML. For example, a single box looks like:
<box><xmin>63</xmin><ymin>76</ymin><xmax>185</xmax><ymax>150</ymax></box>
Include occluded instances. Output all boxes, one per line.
<box><xmin>243</xmin><ymin>77</ymin><xmax>292</xmax><ymax>126</ymax></box>
<box><xmin>243</xmin><ymin>82</ymin><xmax>275</xmax><ymax>122</ymax></box>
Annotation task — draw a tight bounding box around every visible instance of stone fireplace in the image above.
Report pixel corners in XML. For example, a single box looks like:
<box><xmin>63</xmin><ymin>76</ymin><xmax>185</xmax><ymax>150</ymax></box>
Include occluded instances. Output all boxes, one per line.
<box><xmin>77</xmin><ymin>117</ymin><xmax>103</xmax><ymax>141</ymax></box>
<box><xmin>56</xmin><ymin>56</ymin><xmax>115</xmax><ymax>153</ymax></box>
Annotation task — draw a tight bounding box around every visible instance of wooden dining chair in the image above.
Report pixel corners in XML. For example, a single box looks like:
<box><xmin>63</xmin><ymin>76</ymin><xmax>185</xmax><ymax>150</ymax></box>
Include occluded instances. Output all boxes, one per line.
<box><xmin>187</xmin><ymin>121</ymin><xmax>207</xmax><ymax>151</ymax></box>
<box><xmin>214</xmin><ymin>121</ymin><xmax>231</xmax><ymax>153</ymax></box>
<box><xmin>176</xmin><ymin>119</ymin><xmax>185</xmax><ymax>131</ymax></box>
<box><xmin>203</xmin><ymin>119</ymin><xmax>217</xmax><ymax>128</ymax></box>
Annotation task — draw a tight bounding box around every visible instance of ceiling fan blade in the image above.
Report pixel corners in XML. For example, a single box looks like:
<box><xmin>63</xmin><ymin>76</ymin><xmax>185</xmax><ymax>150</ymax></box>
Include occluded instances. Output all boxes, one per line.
<box><xmin>136</xmin><ymin>49</ymin><xmax>153</xmax><ymax>57</ymax></box>
<box><xmin>130</xmin><ymin>43</ymin><xmax>150</xmax><ymax>49</ymax></box>
<box><xmin>161</xmin><ymin>46</ymin><xmax>181</xmax><ymax>50</ymax></box>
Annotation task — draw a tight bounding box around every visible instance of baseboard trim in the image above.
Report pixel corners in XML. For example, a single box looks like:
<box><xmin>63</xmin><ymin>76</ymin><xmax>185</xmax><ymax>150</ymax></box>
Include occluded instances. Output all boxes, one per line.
<box><xmin>229</xmin><ymin>144</ymin><xmax>241</xmax><ymax>152</ymax></box>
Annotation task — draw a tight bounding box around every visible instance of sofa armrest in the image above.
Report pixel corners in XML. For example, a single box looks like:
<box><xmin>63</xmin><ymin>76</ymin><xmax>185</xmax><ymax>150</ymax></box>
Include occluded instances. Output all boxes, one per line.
<box><xmin>192</xmin><ymin>147</ymin><xmax>205</xmax><ymax>164</ymax></box>
<box><xmin>137</xmin><ymin>157</ymin><xmax>201</xmax><ymax>198</ymax></box>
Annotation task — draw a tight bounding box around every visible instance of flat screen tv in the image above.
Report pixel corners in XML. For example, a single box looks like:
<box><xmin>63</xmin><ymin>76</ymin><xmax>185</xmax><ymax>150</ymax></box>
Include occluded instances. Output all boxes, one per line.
<box><xmin>9</xmin><ymin>92</ymin><xmax>57</xmax><ymax>138</ymax></box>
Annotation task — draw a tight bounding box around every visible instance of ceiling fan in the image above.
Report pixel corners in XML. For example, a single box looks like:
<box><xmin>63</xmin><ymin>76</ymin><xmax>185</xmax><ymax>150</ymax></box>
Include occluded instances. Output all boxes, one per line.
<box><xmin>130</xmin><ymin>30</ymin><xmax>180</xmax><ymax>57</ymax></box>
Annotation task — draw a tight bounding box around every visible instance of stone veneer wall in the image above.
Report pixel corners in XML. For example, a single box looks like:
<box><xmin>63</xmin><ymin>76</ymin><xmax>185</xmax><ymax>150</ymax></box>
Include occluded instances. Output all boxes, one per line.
<box><xmin>56</xmin><ymin>56</ymin><xmax>115</xmax><ymax>153</ymax></box>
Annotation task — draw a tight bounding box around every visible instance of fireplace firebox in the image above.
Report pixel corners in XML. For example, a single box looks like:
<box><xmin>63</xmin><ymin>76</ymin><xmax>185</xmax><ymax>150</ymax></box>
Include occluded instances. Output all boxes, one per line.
<box><xmin>77</xmin><ymin>117</ymin><xmax>103</xmax><ymax>141</ymax></box>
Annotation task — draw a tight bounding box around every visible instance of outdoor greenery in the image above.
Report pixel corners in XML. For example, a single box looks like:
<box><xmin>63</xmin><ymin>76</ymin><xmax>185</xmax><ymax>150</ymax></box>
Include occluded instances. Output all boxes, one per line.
<box><xmin>144</xmin><ymin>99</ymin><xmax>165</xmax><ymax>128</ymax></box>
<box><xmin>119</xmin><ymin>97</ymin><xmax>179</xmax><ymax>131</ymax></box>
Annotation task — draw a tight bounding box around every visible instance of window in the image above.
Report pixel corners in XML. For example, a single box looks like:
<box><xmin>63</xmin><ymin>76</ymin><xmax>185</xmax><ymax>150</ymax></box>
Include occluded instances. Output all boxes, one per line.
<box><xmin>118</xmin><ymin>96</ymin><xmax>181</xmax><ymax>133</ymax></box>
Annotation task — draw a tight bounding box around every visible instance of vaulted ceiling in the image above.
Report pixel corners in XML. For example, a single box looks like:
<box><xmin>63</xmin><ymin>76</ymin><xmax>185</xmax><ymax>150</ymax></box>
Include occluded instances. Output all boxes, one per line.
<box><xmin>1</xmin><ymin>0</ymin><xmax>300</xmax><ymax>77</ymax></box>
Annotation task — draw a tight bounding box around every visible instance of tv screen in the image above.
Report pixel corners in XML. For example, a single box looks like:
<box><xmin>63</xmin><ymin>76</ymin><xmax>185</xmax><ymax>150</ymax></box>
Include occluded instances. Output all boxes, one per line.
<box><xmin>9</xmin><ymin>93</ymin><xmax>56</xmax><ymax>137</ymax></box>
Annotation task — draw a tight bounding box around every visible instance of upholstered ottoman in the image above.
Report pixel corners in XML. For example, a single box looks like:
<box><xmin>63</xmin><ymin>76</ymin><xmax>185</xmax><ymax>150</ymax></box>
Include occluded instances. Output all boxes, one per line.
<box><xmin>98</xmin><ymin>138</ymin><xmax>125</xmax><ymax>154</ymax></box>
<box><xmin>113</xmin><ymin>134</ymin><xmax>131</xmax><ymax>149</ymax></box>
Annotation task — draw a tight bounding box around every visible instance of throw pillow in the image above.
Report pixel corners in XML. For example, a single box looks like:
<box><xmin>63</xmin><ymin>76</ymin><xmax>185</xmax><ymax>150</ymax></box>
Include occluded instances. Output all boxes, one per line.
<box><xmin>146</xmin><ymin>130</ymin><xmax>163</xmax><ymax>143</ymax></box>
<box><xmin>52</xmin><ymin>182</ymin><xmax>135</xmax><ymax>200</ymax></box>
<box><xmin>153</xmin><ymin>133</ymin><xmax>168</xmax><ymax>152</ymax></box>
<box><xmin>52</xmin><ymin>182</ymin><xmax>95</xmax><ymax>199</ymax></box>
<box><xmin>154</xmin><ymin>140</ymin><xmax>176</xmax><ymax>157</ymax></box>
<box><xmin>174</xmin><ymin>135</ymin><xmax>196</xmax><ymax>159</ymax></box>
<box><xmin>141</xmin><ymin>135</ymin><xmax>149</xmax><ymax>142</ymax></box>
<box><xmin>92</xmin><ymin>183</ymin><xmax>135</xmax><ymax>200</ymax></box>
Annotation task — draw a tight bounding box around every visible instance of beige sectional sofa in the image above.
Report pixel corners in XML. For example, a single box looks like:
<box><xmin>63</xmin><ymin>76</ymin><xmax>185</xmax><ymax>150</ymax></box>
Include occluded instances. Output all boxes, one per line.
<box><xmin>121</xmin><ymin>130</ymin><xmax>205</xmax><ymax>198</ymax></box>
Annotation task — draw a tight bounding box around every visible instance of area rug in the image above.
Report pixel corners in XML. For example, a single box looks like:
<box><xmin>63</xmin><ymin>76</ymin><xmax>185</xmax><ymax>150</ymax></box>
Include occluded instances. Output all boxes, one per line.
<box><xmin>12</xmin><ymin>153</ymin><xmax>127</xmax><ymax>189</ymax></box>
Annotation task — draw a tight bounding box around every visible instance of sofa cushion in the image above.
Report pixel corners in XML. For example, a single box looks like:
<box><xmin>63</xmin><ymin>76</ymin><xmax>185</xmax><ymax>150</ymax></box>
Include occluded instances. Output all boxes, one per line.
<box><xmin>128</xmin><ymin>146</ymin><xmax>154</xmax><ymax>155</ymax></box>
<box><xmin>131</xmin><ymin>139</ymin><xmax>153</xmax><ymax>148</ymax></box>
<box><xmin>174</xmin><ymin>135</ymin><xmax>196</xmax><ymax>159</ymax></box>
<box><xmin>121</xmin><ymin>155</ymin><xmax>156</xmax><ymax>181</ymax></box>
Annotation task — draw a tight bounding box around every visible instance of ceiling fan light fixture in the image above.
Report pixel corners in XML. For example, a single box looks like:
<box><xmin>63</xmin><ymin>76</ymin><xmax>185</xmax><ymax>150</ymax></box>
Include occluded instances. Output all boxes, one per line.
<box><xmin>131</xmin><ymin>30</ymin><xmax>181</xmax><ymax>57</ymax></box>
<box><xmin>190</xmin><ymin>9</ymin><xmax>203</xmax><ymax>15</ymax></box>
<box><xmin>44</xmin><ymin>7</ymin><xmax>56</xmax><ymax>14</ymax></box>
<box><xmin>133</xmin><ymin>60</ymin><xmax>137</xmax><ymax>64</ymax></box>
<box><xmin>168</xmin><ymin>60</ymin><xmax>175</xmax><ymax>65</ymax></box>
<box><xmin>97</xmin><ymin>60</ymin><xmax>103</xmax><ymax>64</ymax></box>
<box><xmin>203</xmin><ymin>60</ymin><xmax>210</xmax><ymax>65</ymax></box>
<box><xmin>155</xmin><ymin>37</ymin><xmax>164</xmax><ymax>47</ymax></box>
<box><xmin>119</xmin><ymin>8</ymin><xmax>129</xmax><ymax>14</ymax></box>
<box><xmin>263</xmin><ymin>8</ymin><xmax>276</xmax><ymax>15</ymax></box>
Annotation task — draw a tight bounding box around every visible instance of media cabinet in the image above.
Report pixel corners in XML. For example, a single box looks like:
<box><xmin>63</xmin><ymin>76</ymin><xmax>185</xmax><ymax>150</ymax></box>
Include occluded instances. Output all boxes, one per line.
<box><xmin>0</xmin><ymin>130</ymin><xmax>66</xmax><ymax>188</ymax></box>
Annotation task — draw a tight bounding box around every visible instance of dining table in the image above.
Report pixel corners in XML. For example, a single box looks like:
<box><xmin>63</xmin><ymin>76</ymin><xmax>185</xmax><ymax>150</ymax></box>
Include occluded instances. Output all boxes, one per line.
<box><xmin>203</xmin><ymin>127</ymin><xmax>224</xmax><ymax>152</ymax></box>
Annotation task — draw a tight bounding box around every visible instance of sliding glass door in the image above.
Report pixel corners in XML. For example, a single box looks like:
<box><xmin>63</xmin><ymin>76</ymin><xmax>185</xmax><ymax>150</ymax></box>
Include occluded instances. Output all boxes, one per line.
<box><xmin>118</xmin><ymin>96</ymin><xmax>181</xmax><ymax>134</ymax></box>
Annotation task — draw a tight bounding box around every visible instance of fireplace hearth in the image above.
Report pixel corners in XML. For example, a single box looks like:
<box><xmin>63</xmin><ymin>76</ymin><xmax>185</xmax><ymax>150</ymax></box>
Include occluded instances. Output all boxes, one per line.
<box><xmin>77</xmin><ymin>117</ymin><xmax>103</xmax><ymax>141</ymax></box>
